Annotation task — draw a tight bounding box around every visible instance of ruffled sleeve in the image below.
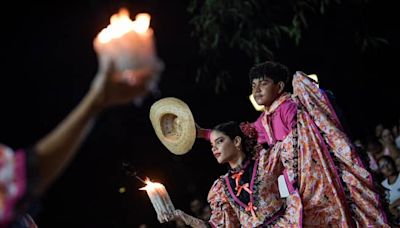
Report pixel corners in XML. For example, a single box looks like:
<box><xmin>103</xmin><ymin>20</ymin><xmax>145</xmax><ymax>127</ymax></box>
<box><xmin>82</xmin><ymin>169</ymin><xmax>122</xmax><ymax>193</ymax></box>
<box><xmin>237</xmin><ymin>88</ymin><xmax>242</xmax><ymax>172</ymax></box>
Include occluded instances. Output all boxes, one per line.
<box><xmin>0</xmin><ymin>144</ymin><xmax>39</xmax><ymax>227</ymax></box>
<box><xmin>292</xmin><ymin>71</ymin><xmax>390</xmax><ymax>226</ymax></box>
<box><xmin>251</xmin><ymin>114</ymin><xmax>269</xmax><ymax>145</ymax></box>
<box><xmin>207</xmin><ymin>178</ymin><xmax>239</xmax><ymax>228</ymax></box>
<box><xmin>293</xmin><ymin>71</ymin><xmax>343</xmax><ymax>131</ymax></box>
<box><xmin>0</xmin><ymin>144</ymin><xmax>28</xmax><ymax>226</ymax></box>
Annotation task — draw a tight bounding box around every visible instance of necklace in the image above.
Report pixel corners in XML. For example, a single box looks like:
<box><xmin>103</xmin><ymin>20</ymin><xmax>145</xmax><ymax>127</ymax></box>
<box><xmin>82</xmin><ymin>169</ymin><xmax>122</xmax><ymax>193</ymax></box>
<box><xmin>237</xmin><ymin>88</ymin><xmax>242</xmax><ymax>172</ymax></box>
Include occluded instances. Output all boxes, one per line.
<box><xmin>229</xmin><ymin>157</ymin><xmax>251</xmax><ymax>174</ymax></box>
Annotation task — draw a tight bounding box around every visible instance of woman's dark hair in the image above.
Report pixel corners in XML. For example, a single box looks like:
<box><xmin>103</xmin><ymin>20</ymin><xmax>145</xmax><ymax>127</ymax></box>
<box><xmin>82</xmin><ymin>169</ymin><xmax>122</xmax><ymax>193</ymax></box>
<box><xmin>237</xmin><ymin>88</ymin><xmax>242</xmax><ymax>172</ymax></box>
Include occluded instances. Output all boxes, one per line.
<box><xmin>249</xmin><ymin>61</ymin><xmax>292</xmax><ymax>92</ymax></box>
<box><xmin>213</xmin><ymin>121</ymin><xmax>258</xmax><ymax>156</ymax></box>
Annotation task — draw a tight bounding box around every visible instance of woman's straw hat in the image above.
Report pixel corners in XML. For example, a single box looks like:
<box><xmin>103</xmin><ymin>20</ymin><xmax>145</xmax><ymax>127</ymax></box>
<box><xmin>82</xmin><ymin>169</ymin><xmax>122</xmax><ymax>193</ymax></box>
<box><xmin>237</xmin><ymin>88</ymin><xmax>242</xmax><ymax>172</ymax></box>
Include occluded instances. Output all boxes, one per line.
<box><xmin>149</xmin><ymin>97</ymin><xmax>196</xmax><ymax>155</ymax></box>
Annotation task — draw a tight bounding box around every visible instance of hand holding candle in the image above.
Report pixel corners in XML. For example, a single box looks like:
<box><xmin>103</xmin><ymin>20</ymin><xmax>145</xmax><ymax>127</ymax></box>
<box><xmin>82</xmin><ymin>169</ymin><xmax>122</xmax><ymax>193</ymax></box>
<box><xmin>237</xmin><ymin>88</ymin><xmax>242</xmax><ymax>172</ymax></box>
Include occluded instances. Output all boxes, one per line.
<box><xmin>93</xmin><ymin>8</ymin><xmax>163</xmax><ymax>105</ymax></box>
<box><xmin>140</xmin><ymin>178</ymin><xmax>175</xmax><ymax>223</ymax></box>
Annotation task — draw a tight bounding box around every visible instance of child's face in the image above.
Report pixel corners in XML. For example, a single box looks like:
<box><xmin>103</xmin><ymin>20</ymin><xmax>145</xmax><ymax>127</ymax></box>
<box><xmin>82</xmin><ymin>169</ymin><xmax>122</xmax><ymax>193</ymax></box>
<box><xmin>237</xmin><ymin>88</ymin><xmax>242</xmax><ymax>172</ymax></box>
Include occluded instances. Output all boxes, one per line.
<box><xmin>251</xmin><ymin>77</ymin><xmax>282</xmax><ymax>108</ymax></box>
<box><xmin>379</xmin><ymin>159</ymin><xmax>395</xmax><ymax>177</ymax></box>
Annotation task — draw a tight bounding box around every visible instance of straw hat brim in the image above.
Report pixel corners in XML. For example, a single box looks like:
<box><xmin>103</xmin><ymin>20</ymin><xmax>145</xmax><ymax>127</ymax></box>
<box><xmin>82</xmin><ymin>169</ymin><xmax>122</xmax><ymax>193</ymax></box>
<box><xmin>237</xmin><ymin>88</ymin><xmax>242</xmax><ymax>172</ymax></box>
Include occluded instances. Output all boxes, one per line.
<box><xmin>149</xmin><ymin>97</ymin><xmax>196</xmax><ymax>155</ymax></box>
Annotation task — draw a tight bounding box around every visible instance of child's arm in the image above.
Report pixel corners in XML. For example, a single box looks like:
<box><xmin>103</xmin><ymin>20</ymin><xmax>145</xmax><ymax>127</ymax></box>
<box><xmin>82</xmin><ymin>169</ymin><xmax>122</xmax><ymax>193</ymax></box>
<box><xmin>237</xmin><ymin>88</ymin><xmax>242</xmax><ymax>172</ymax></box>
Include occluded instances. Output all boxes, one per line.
<box><xmin>196</xmin><ymin>124</ymin><xmax>211</xmax><ymax>141</ymax></box>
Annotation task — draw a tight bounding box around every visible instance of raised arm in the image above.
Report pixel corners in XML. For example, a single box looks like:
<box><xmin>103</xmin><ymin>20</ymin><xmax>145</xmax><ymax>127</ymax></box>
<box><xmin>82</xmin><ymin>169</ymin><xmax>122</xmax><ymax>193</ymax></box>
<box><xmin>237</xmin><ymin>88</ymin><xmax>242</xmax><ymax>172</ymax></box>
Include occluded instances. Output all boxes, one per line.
<box><xmin>196</xmin><ymin>123</ymin><xmax>211</xmax><ymax>141</ymax></box>
<box><xmin>34</xmin><ymin>56</ymin><xmax>159</xmax><ymax>194</ymax></box>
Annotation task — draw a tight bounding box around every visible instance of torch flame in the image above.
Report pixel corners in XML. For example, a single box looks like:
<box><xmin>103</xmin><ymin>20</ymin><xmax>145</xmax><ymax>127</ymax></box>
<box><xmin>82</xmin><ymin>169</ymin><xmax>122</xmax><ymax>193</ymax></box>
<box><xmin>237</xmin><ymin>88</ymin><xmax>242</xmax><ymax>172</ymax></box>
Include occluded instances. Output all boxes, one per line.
<box><xmin>97</xmin><ymin>8</ymin><xmax>151</xmax><ymax>43</ymax></box>
<box><xmin>139</xmin><ymin>177</ymin><xmax>163</xmax><ymax>191</ymax></box>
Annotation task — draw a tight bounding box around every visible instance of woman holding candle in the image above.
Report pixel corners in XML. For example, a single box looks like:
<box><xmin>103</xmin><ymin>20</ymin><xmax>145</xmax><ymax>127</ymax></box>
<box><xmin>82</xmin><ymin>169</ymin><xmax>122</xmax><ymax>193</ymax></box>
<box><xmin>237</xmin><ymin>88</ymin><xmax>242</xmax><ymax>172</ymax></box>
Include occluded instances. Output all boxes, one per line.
<box><xmin>172</xmin><ymin>121</ymin><xmax>302</xmax><ymax>227</ymax></box>
<box><xmin>192</xmin><ymin>61</ymin><xmax>391</xmax><ymax>227</ymax></box>
<box><xmin>0</xmin><ymin>54</ymin><xmax>159</xmax><ymax>227</ymax></box>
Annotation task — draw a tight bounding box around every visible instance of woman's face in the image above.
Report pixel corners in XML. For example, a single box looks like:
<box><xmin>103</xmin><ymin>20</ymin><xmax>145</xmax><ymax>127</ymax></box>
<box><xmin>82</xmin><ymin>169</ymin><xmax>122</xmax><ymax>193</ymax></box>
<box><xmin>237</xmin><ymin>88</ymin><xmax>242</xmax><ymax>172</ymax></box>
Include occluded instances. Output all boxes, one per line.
<box><xmin>379</xmin><ymin>158</ymin><xmax>395</xmax><ymax>177</ymax></box>
<box><xmin>251</xmin><ymin>78</ymin><xmax>282</xmax><ymax>108</ymax></box>
<box><xmin>367</xmin><ymin>141</ymin><xmax>382</xmax><ymax>155</ymax></box>
<box><xmin>375</xmin><ymin>124</ymin><xmax>384</xmax><ymax>138</ymax></box>
<box><xmin>210</xmin><ymin>130</ymin><xmax>240</xmax><ymax>164</ymax></box>
<box><xmin>381</xmin><ymin>129</ymin><xmax>394</xmax><ymax>144</ymax></box>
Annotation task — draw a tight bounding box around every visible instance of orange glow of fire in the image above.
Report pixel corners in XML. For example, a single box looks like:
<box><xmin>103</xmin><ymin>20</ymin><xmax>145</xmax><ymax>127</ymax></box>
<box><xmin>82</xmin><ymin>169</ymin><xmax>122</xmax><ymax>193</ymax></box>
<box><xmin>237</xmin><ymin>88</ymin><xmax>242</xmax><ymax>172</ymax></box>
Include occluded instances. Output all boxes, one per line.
<box><xmin>139</xmin><ymin>177</ymin><xmax>163</xmax><ymax>191</ymax></box>
<box><xmin>97</xmin><ymin>8</ymin><xmax>151</xmax><ymax>43</ymax></box>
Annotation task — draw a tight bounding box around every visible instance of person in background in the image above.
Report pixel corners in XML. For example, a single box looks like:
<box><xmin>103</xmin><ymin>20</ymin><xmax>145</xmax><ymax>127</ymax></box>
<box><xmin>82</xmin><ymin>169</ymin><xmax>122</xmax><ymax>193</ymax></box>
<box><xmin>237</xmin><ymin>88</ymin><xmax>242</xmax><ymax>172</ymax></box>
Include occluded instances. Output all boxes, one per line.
<box><xmin>380</xmin><ymin>128</ymin><xmax>400</xmax><ymax>168</ymax></box>
<box><xmin>189</xmin><ymin>198</ymin><xmax>205</xmax><ymax>218</ymax></box>
<box><xmin>379</xmin><ymin>156</ymin><xmax>400</xmax><ymax>224</ymax></box>
<box><xmin>366</xmin><ymin>138</ymin><xmax>384</xmax><ymax>173</ymax></box>
<box><xmin>0</xmin><ymin>54</ymin><xmax>160</xmax><ymax>227</ymax></box>
<box><xmin>393</xmin><ymin>116</ymin><xmax>400</xmax><ymax>150</ymax></box>
<box><xmin>376</xmin><ymin>123</ymin><xmax>385</xmax><ymax>139</ymax></box>
<box><xmin>200</xmin><ymin>205</ymin><xmax>211</xmax><ymax>221</ymax></box>
<box><xmin>392</xmin><ymin>116</ymin><xmax>400</xmax><ymax>146</ymax></box>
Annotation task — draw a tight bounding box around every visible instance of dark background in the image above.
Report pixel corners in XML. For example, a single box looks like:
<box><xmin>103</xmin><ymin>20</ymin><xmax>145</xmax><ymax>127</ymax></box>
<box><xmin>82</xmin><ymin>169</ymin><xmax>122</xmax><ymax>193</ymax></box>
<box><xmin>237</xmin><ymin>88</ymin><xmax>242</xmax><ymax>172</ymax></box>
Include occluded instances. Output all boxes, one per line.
<box><xmin>0</xmin><ymin>1</ymin><xmax>398</xmax><ymax>227</ymax></box>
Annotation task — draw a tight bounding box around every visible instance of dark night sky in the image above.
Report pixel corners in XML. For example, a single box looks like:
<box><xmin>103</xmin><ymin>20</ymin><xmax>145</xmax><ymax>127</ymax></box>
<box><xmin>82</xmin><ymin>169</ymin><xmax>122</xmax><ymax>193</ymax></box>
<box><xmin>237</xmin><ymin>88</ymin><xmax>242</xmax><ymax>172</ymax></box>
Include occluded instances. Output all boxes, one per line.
<box><xmin>0</xmin><ymin>1</ymin><xmax>399</xmax><ymax>227</ymax></box>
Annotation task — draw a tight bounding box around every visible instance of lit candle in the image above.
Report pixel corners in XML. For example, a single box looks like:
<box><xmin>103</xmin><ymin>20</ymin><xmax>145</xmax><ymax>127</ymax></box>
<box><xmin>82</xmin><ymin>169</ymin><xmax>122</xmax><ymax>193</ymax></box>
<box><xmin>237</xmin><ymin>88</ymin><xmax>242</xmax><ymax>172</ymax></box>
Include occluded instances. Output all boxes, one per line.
<box><xmin>93</xmin><ymin>8</ymin><xmax>163</xmax><ymax>105</ymax></box>
<box><xmin>140</xmin><ymin>178</ymin><xmax>175</xmax><ymax>223</ymax></box>
<box><xmin>93</xmin><ymin>8</ymin><xmax>161</xmax><ymax>73</ymax></box>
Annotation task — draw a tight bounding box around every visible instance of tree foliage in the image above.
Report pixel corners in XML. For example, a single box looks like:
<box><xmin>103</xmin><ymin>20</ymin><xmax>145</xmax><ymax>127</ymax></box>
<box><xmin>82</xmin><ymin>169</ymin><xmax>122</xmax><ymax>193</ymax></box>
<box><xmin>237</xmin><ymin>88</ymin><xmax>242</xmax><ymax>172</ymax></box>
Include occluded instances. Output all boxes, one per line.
<box><xmin>187</xmin><ymin>0</ymin><xmax>386</xmax><ymax>93</ymax></box>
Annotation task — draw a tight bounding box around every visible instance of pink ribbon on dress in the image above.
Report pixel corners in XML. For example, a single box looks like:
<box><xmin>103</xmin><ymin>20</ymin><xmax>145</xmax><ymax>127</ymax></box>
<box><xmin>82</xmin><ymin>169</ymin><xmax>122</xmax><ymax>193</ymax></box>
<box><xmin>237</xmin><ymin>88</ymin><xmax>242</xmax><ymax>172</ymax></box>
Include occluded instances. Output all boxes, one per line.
<box><xmin>245</xmin><ymin>202</ymin><xmax>258</xmax><ymax>220</ymax></box>
<box><xmin>236</xmin><ymin>183</ymin><xmax>252</xmax><ymax>196</ymax></box>
<box><xmin>231</xmin><ymin>170</ymin><xmax>244</xmax><ymax>187</ymax></box>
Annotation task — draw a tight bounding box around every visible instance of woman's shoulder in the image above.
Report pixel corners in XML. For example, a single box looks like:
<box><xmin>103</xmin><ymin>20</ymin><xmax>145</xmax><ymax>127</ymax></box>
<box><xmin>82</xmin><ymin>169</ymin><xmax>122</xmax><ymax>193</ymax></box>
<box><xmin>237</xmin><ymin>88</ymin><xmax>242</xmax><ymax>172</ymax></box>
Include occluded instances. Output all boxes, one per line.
<box><xmin>207</xmin><ymin>175</ymin><xmax>228</xmax><ymax>202</ymax></box>
<box><xmin>210</xmin><ymin>174</ymin><xmax>228</xmax><ymax>189</ymax></box>
<box><xmin>381</xmin><ymin>178</ymin><xmax>389</xmax><ymax>188</ymax></box>
<box><xmin>393</xmin><ymin>174</ymin><xmax>400</xmax><ymax>186</ymax></box>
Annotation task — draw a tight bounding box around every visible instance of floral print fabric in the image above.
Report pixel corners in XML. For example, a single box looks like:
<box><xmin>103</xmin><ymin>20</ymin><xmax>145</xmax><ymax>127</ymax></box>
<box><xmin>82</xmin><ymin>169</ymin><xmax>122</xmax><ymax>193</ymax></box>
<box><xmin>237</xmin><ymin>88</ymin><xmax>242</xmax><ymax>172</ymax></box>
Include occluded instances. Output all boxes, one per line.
<box><xmin>0</xmin><ymin>144</ymin><xmax>27</xmax><ymax>227</ymax></box>
<box><xmin>291</xmin><ymin>71</ymin><xmax>389</xmax><ymax>227</ymax></box>
<box><xmin>208</xmin><ymin>146</ymin><xmax>302</xmax><ymax>227</ymax></box>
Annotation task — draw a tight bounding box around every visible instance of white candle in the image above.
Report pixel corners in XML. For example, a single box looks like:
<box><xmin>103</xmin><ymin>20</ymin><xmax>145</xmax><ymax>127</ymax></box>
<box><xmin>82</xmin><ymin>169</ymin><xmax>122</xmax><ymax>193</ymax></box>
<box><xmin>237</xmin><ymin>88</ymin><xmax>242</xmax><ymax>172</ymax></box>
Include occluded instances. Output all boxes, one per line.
<box><xmin>140</xmin><ymin>179</ymin><xmax>175</xmax><ymax>223</ymax></box>
<box><xmin>94</xmin><ymin>8</ymin><xmax>161</xmax><ymax>72</ymax></box>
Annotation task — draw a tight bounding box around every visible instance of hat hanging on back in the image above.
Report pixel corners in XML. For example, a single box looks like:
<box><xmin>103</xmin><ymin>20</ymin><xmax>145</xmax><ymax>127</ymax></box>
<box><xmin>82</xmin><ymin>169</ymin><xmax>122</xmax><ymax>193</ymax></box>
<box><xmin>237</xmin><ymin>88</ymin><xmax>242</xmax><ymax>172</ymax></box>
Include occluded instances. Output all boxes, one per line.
<box><xmin>149</xmin><ymin>97</ymin><xmax>196</xmax><ymax>155</ymax></box>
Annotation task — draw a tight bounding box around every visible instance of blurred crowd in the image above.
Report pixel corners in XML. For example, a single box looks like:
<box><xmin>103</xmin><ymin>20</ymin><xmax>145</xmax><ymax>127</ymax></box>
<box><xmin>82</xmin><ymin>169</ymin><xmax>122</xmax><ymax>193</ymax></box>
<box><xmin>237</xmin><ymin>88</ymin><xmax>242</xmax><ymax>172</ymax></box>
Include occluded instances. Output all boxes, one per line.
<box><xmin>355</xmin><ymin>117</ymin><xmax>400</xmax><ymax>224</ymax></box>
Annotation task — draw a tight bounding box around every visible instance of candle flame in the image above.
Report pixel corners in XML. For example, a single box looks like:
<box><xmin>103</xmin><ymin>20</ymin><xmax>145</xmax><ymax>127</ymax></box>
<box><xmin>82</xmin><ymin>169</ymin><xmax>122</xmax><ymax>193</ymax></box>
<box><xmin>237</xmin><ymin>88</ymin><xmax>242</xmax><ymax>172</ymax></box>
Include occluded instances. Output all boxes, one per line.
<box><xmin>133</xmin><ymin>13</ymin><xmax>151</xmax><ymax>34</ymax></box>
<box><xmin>97</xmin><ymin>8</ymin><xmax>151</xmax><ymax>43</ymax></box>
<box><xmin>139</xmin><ymin>177</ymin><xmax>163</xmax><ymax>191</ymax></box>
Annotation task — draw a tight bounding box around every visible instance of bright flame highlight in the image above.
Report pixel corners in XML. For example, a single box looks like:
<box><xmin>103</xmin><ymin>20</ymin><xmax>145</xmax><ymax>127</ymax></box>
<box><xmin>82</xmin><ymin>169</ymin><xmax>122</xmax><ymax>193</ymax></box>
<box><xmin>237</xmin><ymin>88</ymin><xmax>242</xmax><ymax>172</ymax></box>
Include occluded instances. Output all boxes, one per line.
<box><xmin>98</xmin><ymin>8</ymin><xmax>151</xmax><ymax>43</ymax></box>
<box><xmin>307</xmin><ymin>74</ymin><xmax>319</xmax><ymax>84</ymax></box>
<box><xmin>133</xmin><ymin>13</ymin><xmax>151</xmax><ymax>34</ymax></box>
<box><xmin>139</xmin><ymin>178</ymin><xmax>163</xmax><ymax>191</ymax></box>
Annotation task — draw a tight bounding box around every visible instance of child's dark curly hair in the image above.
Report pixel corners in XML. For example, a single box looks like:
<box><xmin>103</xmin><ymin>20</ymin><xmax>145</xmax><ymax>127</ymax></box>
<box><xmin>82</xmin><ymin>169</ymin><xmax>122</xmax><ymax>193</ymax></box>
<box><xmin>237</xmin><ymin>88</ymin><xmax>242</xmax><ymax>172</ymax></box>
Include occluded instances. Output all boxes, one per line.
<box><xmin>249</xmin><ymin>61</ymin><xmax>292</xmax><ymax>93</ymax></box>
